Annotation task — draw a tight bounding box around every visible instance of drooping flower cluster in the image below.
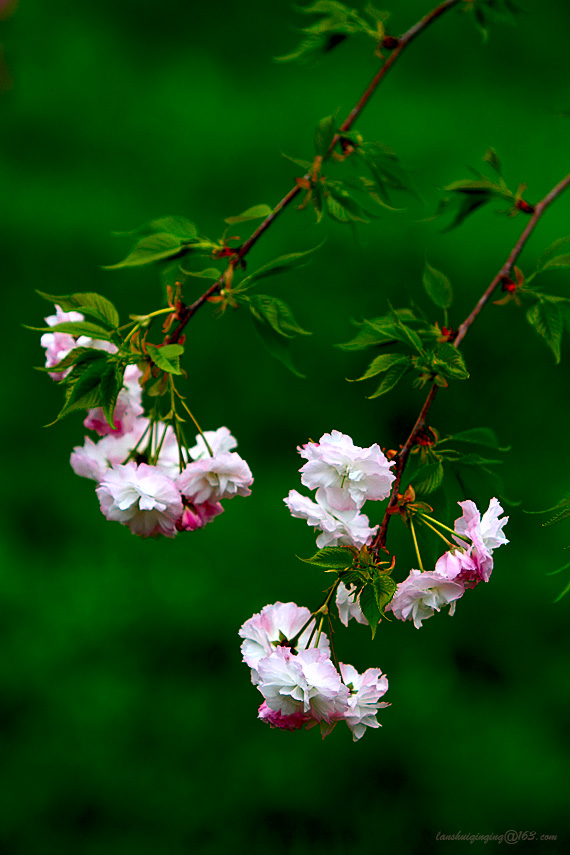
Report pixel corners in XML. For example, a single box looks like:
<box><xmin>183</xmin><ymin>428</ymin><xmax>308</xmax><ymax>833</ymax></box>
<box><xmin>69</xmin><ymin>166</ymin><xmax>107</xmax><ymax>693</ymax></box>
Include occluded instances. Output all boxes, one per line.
<box><xmin>239</xmin><ymin>602</ymin><xmax>389</xmax><ymax>740</ymax></box>
<box><xmin>387</xmin><ymin>498</ymin><xmax>509</xmax><ymax>628</ymax></box>
<box><xmin>41</xmin><ymin>305</ymin><xmax>253</xmax><ymax>537</ymax></box>
<box><xmin>285</xmin><ymin>430</ymin><xmax>396</xmax><ymax>548</ymax></box>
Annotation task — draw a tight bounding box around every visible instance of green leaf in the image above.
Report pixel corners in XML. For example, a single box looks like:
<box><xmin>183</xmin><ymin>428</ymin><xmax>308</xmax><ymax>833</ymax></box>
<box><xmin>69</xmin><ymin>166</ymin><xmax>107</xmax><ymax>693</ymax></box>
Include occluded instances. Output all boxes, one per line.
<box><xmin>414</xmin><ymin>460</ymin><xmax>445</xmax><ymax>495</ymax></box>
<box><xmin>369</xmin><ymin>358</ymin><xmax>411</xmax><ymax>398</ymax></box>
<box><xmin>391</xmin><ymin>317</ymin><xmax>424</xmax><ymax>354</ymax></box>
<box><xmin>57</xmin><ymin>359</ymin><xmax>119</xmax><ymax>420</ymax></box>
<box><xmin>38</xmin><ymin>346</ymin><xmax>110</xmax><ymax>376</ymax></box>
<box><xmin>354</xmin><ymin>352</ymin><xmax>410</xmax><ymax>382</ymax></box>
<box><xmin>338</xmin><ymin>311</ymin><xmax>417</xmax><ymax>350</ymax></box>
<box><xmin>359</xmin><ymin>583</ymin><xmax>381</xmax><ymax>639</ymax></box>
<box><xmin>373</xmin><ymin>572</ymin><xmax>396</xmax><ymax>613</ymax></box>
<box><xmin>541</xmin><ymin>254</ymin><xmax>570</xmax><ymax>271</ymax></box>
<box><xmin>298</xmin><ymin>547</ymin><xmax>354</xmax><ymax>570</ymax></box>
<box><xmin>146</xmin><ymin>343</ymin><xmax>184</xmax><ymax>375</ymax></box>
<box><xmin>536</xmin><ymin>235</ymin><xmax>570</xmax><ymax>270</ymax></box>
<box><xmin>224</xmin><ymin>204</ymin><xmax>273</xmax><ymax>225</ymax></box>
<box><xmin>114</xmin><ymin>216</ymin><xmax>198</xmax><ymax>241</ymax></box>
<box><xmin>246</xmin><ymin>295</ymin><xmax>311</xmax><ymax>338</ymax></box>
<box><xmin>483</xmin><ymin>147</ymin><xmax>502</xmax><ymax>175</ymax></box>
<box><xmin>326</xmin><ymin>189</ymin><xmax>369</xmax><ymax>224</ymax></box>
<box><xmin>422</xmin><ymin>262</ymin><xmax>453</xmax><ymax>309</ymax></box>
<box><xmin>181</xmin><ymin>267</ymin><xmax>222</xmax><ymax>280</ymax></box>
<box><xmin>238</xmin><ymin>245</ymin><xmax>322</xmax><ymax>290</ymax></box>
<box><xmin>251</xmin><ymin>315</ymin><xmax>305</xmax><ymax>378</ymax></box>
<box><xmin>314</xmin><ymin>114</ymin><xmax>336</xmax><ymax>157</ymax></box>
<box><xmin>30</xmin><ymin>321</ymin><xmax>114</xmax><ymax>341</ymax></box>
<box><xmin>447</xmin><ymin>427</ymin><xmax>509</xmax><ymax>451</ymax></box>
<box><xmin>526</xmin><ymin>300</ymin><xmax>563</xmax><ymax>362</ymax></box>
<box><xmin>430</xmin><ymin>343</ymin><xmax>469</xmax><ymax>380</ymax></box>
<box><xmin>37</xmin><ymin>291</ymin><xmax>120</xmax><ymax>329</ymax></box>
<box><xmin>105</xmin><ymin>233</ymin><xmax>186</xmax><ymax>269</ymax></box>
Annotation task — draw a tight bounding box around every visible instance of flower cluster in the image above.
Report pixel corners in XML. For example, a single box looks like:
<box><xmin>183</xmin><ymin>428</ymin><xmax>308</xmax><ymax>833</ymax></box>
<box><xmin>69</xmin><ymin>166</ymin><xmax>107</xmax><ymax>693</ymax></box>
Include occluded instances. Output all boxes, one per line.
<box><xmin>41</xmin><ymin>306</ymin><xmax>253</xmax><ymax>537</ymax></box>
<box><xmin>239</xmin><ymin>602</ymin><xmax>389</xmax><ymax>740</ymax></box>
<box><xmin>387</xmin><ymin>498</ymin><xmax>509</xmax><ymax>628</ymax></box>
<box><xmin>285</xmin><ymin>430</ymin><xmax>395</xmax><ymax>548</ymax></box>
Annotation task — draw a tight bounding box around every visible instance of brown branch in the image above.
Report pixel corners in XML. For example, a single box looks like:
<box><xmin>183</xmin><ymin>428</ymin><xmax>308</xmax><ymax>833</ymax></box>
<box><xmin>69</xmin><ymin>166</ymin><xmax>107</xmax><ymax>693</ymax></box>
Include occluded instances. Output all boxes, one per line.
<box><xmin>373</xmin><ymin>170</ymin><xmax>570</xmax><ymax>553</ymax></box>
<box><xmin>166</xmin><ymin>0</ymin><xmax>461</xmax><ymax>344</ymax></box>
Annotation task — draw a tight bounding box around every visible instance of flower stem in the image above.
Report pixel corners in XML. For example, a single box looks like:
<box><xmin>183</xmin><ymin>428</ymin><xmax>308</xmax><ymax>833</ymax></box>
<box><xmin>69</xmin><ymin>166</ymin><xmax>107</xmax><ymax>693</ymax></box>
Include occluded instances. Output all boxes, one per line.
<box><xmin>409</xmin><ymin>517</ymin><xmax>424</xmax><ymax>573</ymax></box>
<box><xmin>419</xmin><ymin>513</ymin><xmax>470</xmax><ymax>543</ymax></box>
<box><xmin>418</xmin><ymin>515</ymin><xmax>456</xmax><ymax>549</ymax></box>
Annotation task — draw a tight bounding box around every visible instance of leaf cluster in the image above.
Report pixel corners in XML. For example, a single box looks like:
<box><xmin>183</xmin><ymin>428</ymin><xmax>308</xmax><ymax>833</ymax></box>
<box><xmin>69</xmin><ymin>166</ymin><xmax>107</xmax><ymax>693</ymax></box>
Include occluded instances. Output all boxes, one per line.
<box><xmin>276</xmin><ymin>1</ymin><xmax>390</xmax><ymax>64</ymax></box>
<box><xmin>299</xmin><ymin>545</ymin><xmax>396</xmax><ymax>638</ymax></box>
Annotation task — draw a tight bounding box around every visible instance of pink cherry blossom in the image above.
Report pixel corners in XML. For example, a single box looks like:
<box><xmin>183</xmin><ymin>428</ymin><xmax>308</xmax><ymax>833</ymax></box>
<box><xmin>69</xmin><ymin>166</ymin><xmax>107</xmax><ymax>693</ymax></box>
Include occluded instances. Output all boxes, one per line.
<box><xmin>435</xmin><ymin>547</ymin><xmax>480</xmax><ymax>589</ymax></box>
<box><xmin>298</xmin><ymin>430</ymin><xmax>395</xmax><ymax>510</ymax></box>
<box><xmin>336</xmin><ymin>582</ymin><xmax>368</xmax><ymax>627</ymax></box>
<box><xmin>239</xmin><ymin>601</ymin><xmax>329</xmax><ymax>676</ymax></box>
<box><xmin>258</xmin><ymin>702</ymin><xmax>312</xmax><ymax>731</ymax></box>
<box><xmin>453</xmin><ymin>498</ymin><xmax>509</xmax><ymax>583</ymax></box>
<box><xmin>40</xmin><ymin>305</ymin><xmax>85</xmax><ymax>379</ymax></box>
<box><xmin>256</xmin><ymin>647</ymin><xmax>349</xmax><ymax>723</ymax></box>
<box><xmin>387</xmin><ymin>569</ymin><xmax>464</xmax><ymax>629</ymax></box>
<box><xmin>284</xmin><ymin>488</ymin><xmax>378</xmax><ymax>548</ymax></box>
<box><xmin>339</xmin><ymin>663</ymin><xmax>390</xmax><ymax>741</ymax></box>
<box><xmin>189</xmin><ymin>427</ymin><xmax>237</xmax><ymax>460</ymax></box>
<box><xmin>176</xmin><ymin>451</ymin><xmax>253</xmax><ymax>504</ymax></box>
<box><xmin>96</xmin><ymin>461</ymin><xmax>182</xmax><ymax>537</ymax></box>
<box><xmin>83</xmin><ymin>365</ymin><xmax>144</xmax><ymax>437</ymax></box>
<box><xmin>176</xmin><ymin>501</ymin><xmax>224</xmax><ymax>531</ymax></box>
<box><xmin>70</xmin><ymin>419</ymin><xmax>150</xmax><ymax>482</ymax></box>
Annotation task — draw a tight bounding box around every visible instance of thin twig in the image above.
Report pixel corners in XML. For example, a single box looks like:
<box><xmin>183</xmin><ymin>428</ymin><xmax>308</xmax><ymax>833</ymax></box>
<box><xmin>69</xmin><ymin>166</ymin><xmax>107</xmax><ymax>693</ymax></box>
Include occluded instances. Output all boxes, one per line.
<box><xmin>166</xmin><ymin>0</ymin><xmax>461</xmax><ymax>344</ymax></box>
<box><xmin>373</xmin><ymin>171</ymin><xmax>570</xmax><ymax>552</ymax></box>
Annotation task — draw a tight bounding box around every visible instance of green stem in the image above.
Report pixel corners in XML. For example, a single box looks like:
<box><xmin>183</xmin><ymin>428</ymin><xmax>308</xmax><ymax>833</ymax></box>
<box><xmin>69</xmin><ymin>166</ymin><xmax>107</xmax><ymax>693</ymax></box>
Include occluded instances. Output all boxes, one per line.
<box><xmin>176</xmin><ymin>393</ymin><xmax>213</xmax><ymax>457</ymax></box>
<box><xmin>409</xmin><ymin>517</ymin><xmax>424</xmax><ymax>572</ymax></box>
<box><xmin>418</xmin><ymin>516</ymin><xmax>456</xmax><ymax>549</ymax></box>
<box><xmin>419</xmin><ymin>513</ymin><xmax>470</xmax><ymax>543</ymax></box>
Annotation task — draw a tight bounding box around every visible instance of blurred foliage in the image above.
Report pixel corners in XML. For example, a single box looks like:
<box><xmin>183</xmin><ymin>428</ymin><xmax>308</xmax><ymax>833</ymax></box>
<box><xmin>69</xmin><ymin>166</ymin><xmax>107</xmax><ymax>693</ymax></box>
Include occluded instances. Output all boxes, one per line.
<box><xmin>2</xmin><ymin>0</ymin><xmax>570</xmax><ymax>852</ymax></box>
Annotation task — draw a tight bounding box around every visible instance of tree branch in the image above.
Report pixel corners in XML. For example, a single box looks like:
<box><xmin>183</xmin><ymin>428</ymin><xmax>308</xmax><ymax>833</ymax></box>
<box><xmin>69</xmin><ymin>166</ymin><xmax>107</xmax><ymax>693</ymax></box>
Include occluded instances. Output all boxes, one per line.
<box><xmin>166</xmin><ymin>0</ymin><xmax>461</xmax><ymax>344</ymax></box>
<box><xmin>373</xmin><ymin>170</ymin><xmax>570</xmax><ymax>553</ymax></box>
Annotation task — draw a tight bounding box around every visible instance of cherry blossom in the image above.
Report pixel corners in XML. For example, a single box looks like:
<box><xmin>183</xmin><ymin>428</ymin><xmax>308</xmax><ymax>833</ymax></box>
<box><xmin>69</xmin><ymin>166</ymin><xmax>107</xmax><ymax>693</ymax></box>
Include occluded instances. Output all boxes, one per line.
<box><xmin>256</xmin><ymin>647</ymin><xmax>349</xmax><ymax>724</ymax></box>
<box><xmin>40</xmin><ymin>305</ymin><xmax>85</xmax><ymax>379</ymax></box>
<box><xmin>96</xmin><ymin>461</ymin><xmax>182</xmax><ymax>537</ymax></box>
<box><xmin>83</xmin><ymin>365</ymin><xmax>144</xmax><ymax>437</ymax></box>
<box><xmin>298</xmin><ymin>430</ymin><xmax>395</xmax><ymax>510</ymax></box>
<box><xmin>336</xmin><ymin>582</ymin><xmax>368</xmax><ymax>626</ymax></box>
<box><xmin>387</xmin><ymin>568</ymin><xmax>464</xmax><ymax>629</ymax></box>
<box><xmin>340</xmin><ymin>663</ymin><xmax>390</xmax><ymax>741</ymax></box>
<box><xmin>176</xmin><ymin>451</ymin><xmax>253</xmax><ymax>504</ymax></box>
<box><xmin>188</xmin><ymin>427</ymin><xmax>237</xmax><ymax>460</ymax></box>
<box><xmin>176</xmin><ymin>501</ymin><xmax>224</xmax><ymax>531</ymax></box>
<box><xmin>239</xmin><ymin>601</ymin><xmax>329</xmax><ymax>676</ymax></box>
<box><xmin>453</xmin><ymin>498</ymin><xmax>509</xmax><ymax>583</ymax></box>
<box><xmin>70</xmin><ymin>419</ymin><xmax>150</xmax><ymax>482</ymax></box>
<box><xmin>257</xmin><ymin>702</ymin><xmax>312</xmax><ymax>731</ymax></box>
<box><xmin>285</xmin><ymin>488</ymin><xmax>378</xmax><ymax>548</ymax></box>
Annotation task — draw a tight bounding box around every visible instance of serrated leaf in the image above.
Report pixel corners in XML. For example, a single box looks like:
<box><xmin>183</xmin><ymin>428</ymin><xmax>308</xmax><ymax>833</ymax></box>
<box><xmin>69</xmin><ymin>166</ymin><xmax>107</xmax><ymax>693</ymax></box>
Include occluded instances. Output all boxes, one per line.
<box><xmin>326</xmin><ymin>189</ymin><xmax>369</xmax><ymax>224</ymax></box>
<box><xmin>422</xmin><ymin>262</ymin><xmax>453</xmax><ymax>309</ymax></box>
<box><xmin>431</xmin><ymin>343</ymin><xmax>469</xmax><ymax>380</ymax></box>
<box><xmin>373</xmin><ymin>572</ymin><xmax>396</xmax><ymax>613</ymax></box>
<box><xmin>414</xmin><ymin>460</ymin><xmax>445</xmax><ymax>495</ymax></box>
<box><xmin>105</xmin><ymin>233</ymin><xmax>186</xmax><ymax>269</ymax></box>
<box><xmin>113</xmin><ymin>216</ymin><xmax>198</xmax><ymax>240</ymax></box>
<box><xmin>146</xmin><ymin>343</ymin><xmax>184</xmax><ymax>375</ymax></box>
<box><xmin>247</xmin><ymin>295</ymin><xmax>311</xmax><ymax>338</ymax></box>
<box><xmin>37</xmin><ymin>291</ymin><xmax>120</xmax><ymax>329</ymax></box>
<box><xmin>359</xmin><ymin>583</ymin><xmax>381</xmax><ymax>638</ymax></box>
<box><xmin>251</xmin><ymin>315</ymin><xmax>305</xmax><ymax>378</ymax></box>
<box><xmin>58</xmin><ymin>359</ymin><xmax>117</xmax><ymax>420</ymax></box>
<box><xmin>447</xmin><ymin>427</ymin><xmax>509</xmax><ymax>450</ymax></box>
<box><xmin>541</xmin><ymin>254</ymin><xmax>570</xmax><ymax>271</ymax></box>
<box><xmin>536</xmin><ymin>235</ymin><xmax>570</xmax><ymax>270</ymax></box>
<box><xmin>238</xmin><ymin>245</ymin><xmax>322</xmax><ymax>290</ymax></box>
<box><xmin>526</xmin><ymin>300</ymin><xmax>563</xmax><ymax>362</ymax></box>
<box><xmin>354</xmin><ymin>352</ymin><xmax>409</xmax><ymax>382</ymax></box>
<box><xmin>224</xmin><ymin>204</ymin><xmax>273</xmax><ymax>225</ymax></box>
<box><xmin>314</xmin><ymin>114</ymin><xmax>336</xmax><ymax>157</ymax></box>
<box><xmin>369</xmin><ymin>358</ymin><xmax>411</xmax><ymax>398</ymax></box>
<box><xmin>31</xmin><ymin>321</ymin><xmax>114</xmax><ymax>341</ymax></box>
<box><xmin>298</xmin><ymin>547</ymin><xmax>354</xmax><ymax>570</ymax></box>
<box><xmin>37</xmin><ymin>346</ymin><xmax>109</xmax><ymax>375</ymax></box>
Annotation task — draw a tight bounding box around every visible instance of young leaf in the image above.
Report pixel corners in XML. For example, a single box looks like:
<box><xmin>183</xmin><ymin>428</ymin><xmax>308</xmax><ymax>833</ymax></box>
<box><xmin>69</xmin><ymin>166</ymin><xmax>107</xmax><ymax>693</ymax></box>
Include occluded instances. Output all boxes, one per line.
<box><xmin>372</xmin><ymin>572</ymin><xmax>396</xmax><ymax>613</ymax></box>
<box><xmin>114</xmin><ymin>216</ymin><xmax>198</xmax><ymax>241</ymax></box>
<box><xmin>182</xmin><ymin>267</ymin><xmax>222</xmax><ymax>280</ymax></box>
<box><xmin>298</xmin><ymin>547</ymin><xmax>354</xmax><ymax>570</ymax></box>
<box><xmin>246</xmin><ymin>295</ymin><xmax>311</xmax><ymax>338</ymax></box>
<box><xmin>37</xmin><ymin>292</ymin><xmax>120</xmax><ymax>329</ymax></box>
<box><xmin>238</xmin><ymin>245</ymin><xmax>322</xmax><ymax>290</ymax></box>
<box><xmin>104</xmin><ymin>233</ymin><xmax>186</xmax><ymax>269</ymax></box>
<box><xmin>541</xmin><ymin>254</ymin><xmax>570</xmax><ymax>272</ymax></box>
<box><xmin>31</xmin><ymin>321</ymin><xmax>114</xmax><ymax>341</ymax></box>
<box><xmin>314</xmin><ymin>114</ymin><xmax>336</xmax><ymax>157</ymax></box>
<box><xmin>536</xmin><ymin>235</ymin><xmax>570</xmax><ymax>270</ymax></box>
<box><xmin>359</xmin><ymin>583</ymin><xmax>381</xmax><ymax>638</ymax></box>
<box><xmin>39</xmin><ymin>346</ymin><xmax>110</xmax><ymax>376</ymax></box>
<box><xmin>526</xmin><ymin>300</ymin><xmax>563</xmax><ymax>362</ymax></box>
<box><xmin>354</xmin><ymin>352</ymin><xmax>410</xmax><ymax>382</ymax></box>
<box><xmin>483</xmin><ymin>147</ymin><xmax>502</xmax><ymax>175</ymax></box>
<box><xmin>146</xmin><ymin>343</ymin><xmax>184</xmax><ymax>375</ymax></box>
<box><xmin>414</xmin><ymin>460</ymin><xmax>445</xmax><ymax>495</ymax></box>
<box><xmin>422</xmin><ymin>262</ymin><xmax>453</xmax><ymax>309</ymax></box>
<box><xmin>251</xmin><ymin>316</ymin><xmax>305</xmax><ymax>378</ymax></box>
<box><xmin>447</xmin><ymin>427</ymin><xmax>510</xmax><ymax>450</ymax></box>
<box><xmin>224</xmin><ymin>204</ymin><xmax>273</xmax><ymax>225</ymax></box>
<box><xmin>58</xmin><ymin>359</ymin><xmax>117</xmax><ymax>420</ymax></box>
<box><xmin>430</xmin><ymin>343</ymin><xmax>469</xmax><ymax>380</ymax></box>
<box><xmin>368</xmin><ymin>357</ymin><xmax>411</xmax><ymax>398</ymax></box>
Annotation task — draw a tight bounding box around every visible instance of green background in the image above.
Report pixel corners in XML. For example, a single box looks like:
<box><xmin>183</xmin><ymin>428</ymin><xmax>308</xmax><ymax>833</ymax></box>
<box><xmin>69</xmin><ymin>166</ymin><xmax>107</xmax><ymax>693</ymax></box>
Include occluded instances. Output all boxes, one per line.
<box><xmin>2</xmin><ymin>0</ymin><xmax>569</xmax><ymax>852</ymax></box>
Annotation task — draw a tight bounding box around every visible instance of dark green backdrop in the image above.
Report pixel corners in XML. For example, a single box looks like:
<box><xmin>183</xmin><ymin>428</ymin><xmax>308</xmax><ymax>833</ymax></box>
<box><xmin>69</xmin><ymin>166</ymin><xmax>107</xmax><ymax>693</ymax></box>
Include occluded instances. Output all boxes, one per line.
<box><xmin>2</xmin><ymin>1</ymin><xmax>569</xmax><ymax>852</ymax></box>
